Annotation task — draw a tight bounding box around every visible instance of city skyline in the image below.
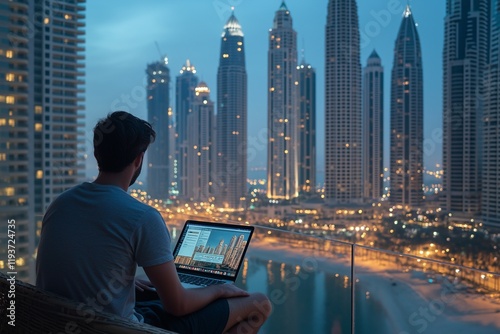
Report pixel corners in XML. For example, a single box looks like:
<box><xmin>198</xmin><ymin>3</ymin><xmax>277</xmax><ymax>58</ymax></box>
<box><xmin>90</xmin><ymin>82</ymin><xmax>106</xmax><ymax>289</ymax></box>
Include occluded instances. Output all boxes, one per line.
<box><xmin>85</xmin><ymin>0</ymin><xmax>446</xmax><ymax>180</ymax></box>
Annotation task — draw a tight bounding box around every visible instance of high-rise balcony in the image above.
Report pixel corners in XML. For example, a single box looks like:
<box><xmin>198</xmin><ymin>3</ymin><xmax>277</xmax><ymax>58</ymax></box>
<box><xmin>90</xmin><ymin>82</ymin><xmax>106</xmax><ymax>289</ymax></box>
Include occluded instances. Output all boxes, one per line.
<box><xmin>160</xmin><ymin>220</ymin><xmax>500</xmax><ymax>334</ymax></box>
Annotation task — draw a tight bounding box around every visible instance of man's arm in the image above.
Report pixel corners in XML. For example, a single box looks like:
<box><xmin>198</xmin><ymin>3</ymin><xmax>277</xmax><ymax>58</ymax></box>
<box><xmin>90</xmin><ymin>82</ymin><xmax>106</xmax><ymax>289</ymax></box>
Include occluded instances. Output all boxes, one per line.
<box><xmin>144</xmin><ymin>260</ymin><xmax>249</xmax><ymax>317</ymax></box>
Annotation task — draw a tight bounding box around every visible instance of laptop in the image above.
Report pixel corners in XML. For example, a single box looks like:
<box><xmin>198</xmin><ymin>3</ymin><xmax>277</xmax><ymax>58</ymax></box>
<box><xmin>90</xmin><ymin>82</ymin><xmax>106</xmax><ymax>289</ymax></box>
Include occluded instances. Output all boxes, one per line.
<box><xmin>173</xmin><ymin>220</ymin><xmax>254</xmax><ymax>288</ymax></box>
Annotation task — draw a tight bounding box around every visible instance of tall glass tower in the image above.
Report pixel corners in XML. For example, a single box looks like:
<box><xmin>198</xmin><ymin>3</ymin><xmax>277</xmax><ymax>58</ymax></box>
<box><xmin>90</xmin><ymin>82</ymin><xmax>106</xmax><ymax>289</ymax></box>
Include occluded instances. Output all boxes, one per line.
<box><xmin>0</xmin><ymin>0</ymin><xmax>86</xmax><ymax>282</ymax></box>
<box><xmin>216</xmin><ymin>11</ymin><xmax>247</xmax><ymax>209</ymax></box>
<box><xmin>267</xmin><ymin>2</ymin><xmax>299</xmax><ymax>200</ymax></box>
<box><xmin>390</xmin><ymin>5</ymin><xmax>424</xmax><ymax>209</ymax></box>
<box><xmin>443</xmin><ymin>0</ymin><xmax>490</xmax><ymax>222</ymax></box>
<box><xmin>175</xmin><ymin>60</ymin><xmax>198</xmax><ymax>199</ymax></box>
<box><xmin>363</xmin><ymin>50</ymin><xmax>384</xmax><ymax>201</ymax></box>
<box><xmin>146</xmin><ymin>58</ymin><xmax>172</xmax><ymax>200</ymax></box>
<box><xmin>187</xmin><ymin>82</ymin><xmax>216</xmax><ymax>202</ymax></box>
<box><xmin>297</xmin><ymin>59</ymin><xmax>316</xmax><ymax>194</ymax></box>
<box><xmin>483</xmin><ymin>0</ymin><xmax>499</xmax><ymax>227</ymax></box>
<box><xmin>325</xmin><ymin>0</ymin><xmax>362</xmax><ymax>204</ymax></box>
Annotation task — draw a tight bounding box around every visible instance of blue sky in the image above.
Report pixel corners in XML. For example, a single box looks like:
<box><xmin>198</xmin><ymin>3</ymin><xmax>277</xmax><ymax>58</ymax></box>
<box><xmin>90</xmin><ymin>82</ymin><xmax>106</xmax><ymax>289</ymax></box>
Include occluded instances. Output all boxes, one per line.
<box><xmin>85</xmin><ymin>0</ymin><xmax>445</xmax><ymax>180</ymax></box>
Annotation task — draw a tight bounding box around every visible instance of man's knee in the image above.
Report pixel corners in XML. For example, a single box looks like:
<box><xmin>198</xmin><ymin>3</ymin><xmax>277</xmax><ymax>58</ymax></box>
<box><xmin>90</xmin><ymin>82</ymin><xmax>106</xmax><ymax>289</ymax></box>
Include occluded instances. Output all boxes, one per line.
<box><xmin>251</xmin><ymin>292</ymin><xmax>272</xmax><ymax>319</ymax></box>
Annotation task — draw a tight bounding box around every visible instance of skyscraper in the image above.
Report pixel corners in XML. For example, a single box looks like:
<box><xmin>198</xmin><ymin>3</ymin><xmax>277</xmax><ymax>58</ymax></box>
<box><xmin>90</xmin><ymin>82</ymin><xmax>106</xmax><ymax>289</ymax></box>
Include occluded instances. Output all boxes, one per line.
<box><xmin>0</xmin><ymin>0</ymin><xmax>35</xmax><ymax>282</ymax></box>
<box><xmin>325</xmin><ymin>0</ymin><xmax>362</xmax><ymax>204</ymax></box>
<box><xmin>267</xmin><ymin>2</ymin><xmax>299</xmax><ymax>200</ymax></box>
<box><xmin>216</xmin><ymin>11</ymin><xmax>247</xmax><ymax>209</ymax></box>
<box><xmin>0</xmin><ymin>1</ymin><xmax>86</xmax><ymax>282</ymax></box>
<box><xmin>175</xmin><ymin>60</ymin><xmax>198</xmax><ymax>199</ymax></box>
<box><xmin>146</xmin><ymin>58</ymin><xmax>172</xmax><ymax>200</ymax></box>
<box><xmin>390</xmin><ymin>5</ymin><xmax>424</xmax><ymax>209</ymax></box>
<box><xmin>297</xmin><ymin>59</ymin><xmax>316</xmax><ymax>194</ymax></box>
<box><xmin>363</xmin><ymin>50</ymin><xmax>384</xmax><ymax>201</ymax></box>
<box><xmin>187</xmin><ymin>82</ymin><xmax>216</xmax><ymax>202</ymax></box>
<box><xmin>483</xmin><ymin>0</ymin><xmax>499</xmax><ymax>227</ymax></box>
<box><xmin>443</xmin><ymin>0</ymin><xmax>490</xmax><ymax>222</ymax></box>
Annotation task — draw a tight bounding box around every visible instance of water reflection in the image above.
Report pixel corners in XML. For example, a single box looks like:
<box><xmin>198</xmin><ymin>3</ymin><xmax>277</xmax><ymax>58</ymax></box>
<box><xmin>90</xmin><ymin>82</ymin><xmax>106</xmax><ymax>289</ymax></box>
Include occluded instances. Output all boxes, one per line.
<box><xmin>236</xmin><ymin>256</ymin><xmax>390</xmax><ymax>334</ymax></box>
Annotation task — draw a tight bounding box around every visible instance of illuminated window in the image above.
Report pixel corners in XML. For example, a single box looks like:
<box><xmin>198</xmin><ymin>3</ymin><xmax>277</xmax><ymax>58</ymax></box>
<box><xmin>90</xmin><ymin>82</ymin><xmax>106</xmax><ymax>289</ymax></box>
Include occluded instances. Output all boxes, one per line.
<box><xmin>44</xmin><ymin>17</ymin><xmax>50</xmax><ymax>24</ymax></box>
<box><xmin>6</xmin><ymin>96</ymin><xmax>14</xmax><ymax>104</ymax></box>
<box><xmin>8</xmin><ymin>119</ymin><xmax>14</xmax><ymax>127</ymax></box>
<box><xmin>5</xmin><ymin>50</ymin><xmax>13</xmax><ymax>58</ymax></box>
<box><xmin>5</xmin><ymin>73</ymin><xmax>15</xmax><ymax>82</ymax></box>
<box><xmin>223</xmin><ymin>54</ymin><xmax>229</xmax><ymax>58</ymax></box>
<box><xmin>35</xmin><ymin>106</ymin><xmax>42</xmax><ymax>114</ymax></box>
<box><xmin>35</xmin><ymin>123</ymin><xmax>42</xmax><ymax>132</ymax></box>
<box><xmin>36</xmin><ymin>170</ymin><xmax>43</xmax><ymax>179</ymax></box>
<box><xmin>1</xmin><ymin>187</ymin><xmax>15</xmax><ymax>196</ymax></box>
<box><xmin>0</xmin><ymin>153</ymin><xmax>5</xmax><ymax>161</ymax></box>
<box><xmin>64</xmin><ymin>14</ymin><xmax>72</xmax><ymax>20</ymax></box>
<box><xmin>0</xmin><ymin>119</ymin><xmax>5</xmax><ymax>126</ymax></box>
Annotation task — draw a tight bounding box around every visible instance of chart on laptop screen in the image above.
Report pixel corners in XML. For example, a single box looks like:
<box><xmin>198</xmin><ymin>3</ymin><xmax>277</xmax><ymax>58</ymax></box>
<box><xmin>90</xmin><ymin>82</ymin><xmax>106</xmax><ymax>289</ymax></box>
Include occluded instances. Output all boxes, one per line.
<box><xmin>174</xmin><ymin>224</ymin><xmax>252</xmax><ymax>277</ymax></box>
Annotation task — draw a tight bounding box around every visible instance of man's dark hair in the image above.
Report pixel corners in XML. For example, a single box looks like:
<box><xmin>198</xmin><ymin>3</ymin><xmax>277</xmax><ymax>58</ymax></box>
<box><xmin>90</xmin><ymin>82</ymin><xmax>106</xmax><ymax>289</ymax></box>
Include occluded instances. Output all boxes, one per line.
<box><xmin>93</xmin><ymin>111</ymin><xmax>156</xmax><ymax>173</ymax></box>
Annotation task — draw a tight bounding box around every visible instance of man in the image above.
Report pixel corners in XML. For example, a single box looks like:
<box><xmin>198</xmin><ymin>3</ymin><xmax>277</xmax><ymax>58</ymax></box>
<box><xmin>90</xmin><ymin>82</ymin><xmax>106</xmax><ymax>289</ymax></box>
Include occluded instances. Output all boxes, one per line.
<box><xmin>36</xmin><ymin>111</ymin><xmax>271</xmax><ymax>333</ymax></box>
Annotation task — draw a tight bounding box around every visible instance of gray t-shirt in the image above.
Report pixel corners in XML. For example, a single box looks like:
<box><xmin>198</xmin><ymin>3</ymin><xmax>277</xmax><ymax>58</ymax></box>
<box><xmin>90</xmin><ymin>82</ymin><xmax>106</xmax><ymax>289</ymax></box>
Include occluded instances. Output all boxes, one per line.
<box><xmin>36</xmin><ymin>182</ymin><xmax>173</xmax><ymax>321</ymax></box>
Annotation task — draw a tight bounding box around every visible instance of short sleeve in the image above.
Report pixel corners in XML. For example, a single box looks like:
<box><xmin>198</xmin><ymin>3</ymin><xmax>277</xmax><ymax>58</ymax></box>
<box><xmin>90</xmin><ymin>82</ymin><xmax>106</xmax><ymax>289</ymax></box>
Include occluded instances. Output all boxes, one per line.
<box><xmin>132</xmin><ymin>208</ymin><xmax>174</xmax><ymax>267</ymax></box>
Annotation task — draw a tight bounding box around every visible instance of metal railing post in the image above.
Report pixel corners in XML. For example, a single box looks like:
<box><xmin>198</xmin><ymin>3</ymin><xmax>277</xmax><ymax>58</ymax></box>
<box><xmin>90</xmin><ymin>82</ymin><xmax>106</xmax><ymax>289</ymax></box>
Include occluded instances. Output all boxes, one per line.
<box><xmin>351</xmin><ymin>244</ymin><xmax>355</xmax><ymax>334</ymax></box>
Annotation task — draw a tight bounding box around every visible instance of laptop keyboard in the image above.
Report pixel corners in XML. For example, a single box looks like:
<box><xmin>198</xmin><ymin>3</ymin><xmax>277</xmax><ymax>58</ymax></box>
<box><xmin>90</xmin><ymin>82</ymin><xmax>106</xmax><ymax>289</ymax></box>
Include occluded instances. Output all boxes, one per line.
<box><xmin>178</xmin><ymin>273</ymin><xmax>226</xmax><ymax>287</ymax></box>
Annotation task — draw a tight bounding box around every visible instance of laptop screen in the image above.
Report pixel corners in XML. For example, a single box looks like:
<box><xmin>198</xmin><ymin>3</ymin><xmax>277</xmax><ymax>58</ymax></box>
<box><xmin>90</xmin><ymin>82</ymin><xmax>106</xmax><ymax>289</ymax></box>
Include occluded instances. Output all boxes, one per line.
<box><xmin>173</xmin><ymin>220</ymin><xmax>254</xmax><ymax>279</ymax></box>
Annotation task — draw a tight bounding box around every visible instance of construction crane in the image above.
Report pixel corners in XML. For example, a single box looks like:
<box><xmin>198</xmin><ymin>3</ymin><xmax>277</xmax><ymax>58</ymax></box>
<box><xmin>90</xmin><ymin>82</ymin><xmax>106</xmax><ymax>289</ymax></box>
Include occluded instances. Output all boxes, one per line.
<box><xmin>155</xmin><ymin>41</ymin><xmax>168</xmax><ymax>65</ymax></box>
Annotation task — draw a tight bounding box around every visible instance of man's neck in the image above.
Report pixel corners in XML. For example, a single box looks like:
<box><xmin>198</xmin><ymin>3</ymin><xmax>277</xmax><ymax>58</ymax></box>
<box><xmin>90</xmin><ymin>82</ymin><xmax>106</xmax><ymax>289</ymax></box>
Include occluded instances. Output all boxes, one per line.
<box><xmin>93</xmin><ymin>172</ymin><xmax>129</xmax><ymax>192</ymax></box>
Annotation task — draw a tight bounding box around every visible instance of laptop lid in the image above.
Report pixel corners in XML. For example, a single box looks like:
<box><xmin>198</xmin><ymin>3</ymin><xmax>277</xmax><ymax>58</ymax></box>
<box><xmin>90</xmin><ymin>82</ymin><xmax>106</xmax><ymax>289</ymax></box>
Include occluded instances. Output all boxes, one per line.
<box><xmin>173</xmin><ymin>220</ymin><xmax>254</xmax><ymax>282</ymax></box>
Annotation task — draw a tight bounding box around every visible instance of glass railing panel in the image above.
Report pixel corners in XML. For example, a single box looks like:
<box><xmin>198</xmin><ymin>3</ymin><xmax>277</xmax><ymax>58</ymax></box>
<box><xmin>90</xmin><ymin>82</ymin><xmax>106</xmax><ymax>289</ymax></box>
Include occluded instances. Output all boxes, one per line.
<box><xmin>353</xmin><ymin>246</ymin><xmax>500</xmax><ymax>334</ymax></box>
<box><xmin>238</xmin><ymin>226</ymin><xmax>354</xmax><ymax>334</ymax></box>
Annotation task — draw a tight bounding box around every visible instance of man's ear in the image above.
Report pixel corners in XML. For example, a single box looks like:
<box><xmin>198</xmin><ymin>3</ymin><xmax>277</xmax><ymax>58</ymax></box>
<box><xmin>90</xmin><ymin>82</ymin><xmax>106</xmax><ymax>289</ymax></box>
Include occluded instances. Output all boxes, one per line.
<box><xmin>133</xmin><ymin>152</ymin><xmax>144</xmax><ymax>168</ymax></box>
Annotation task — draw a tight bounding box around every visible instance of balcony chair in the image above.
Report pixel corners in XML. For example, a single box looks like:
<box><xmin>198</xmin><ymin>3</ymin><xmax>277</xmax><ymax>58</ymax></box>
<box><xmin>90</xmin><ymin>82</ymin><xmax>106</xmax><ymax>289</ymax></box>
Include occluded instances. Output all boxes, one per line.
<box><xmin>0</xmin><ymin>271</ymin><xmax>175</xmax><ymax>333</ymax></box>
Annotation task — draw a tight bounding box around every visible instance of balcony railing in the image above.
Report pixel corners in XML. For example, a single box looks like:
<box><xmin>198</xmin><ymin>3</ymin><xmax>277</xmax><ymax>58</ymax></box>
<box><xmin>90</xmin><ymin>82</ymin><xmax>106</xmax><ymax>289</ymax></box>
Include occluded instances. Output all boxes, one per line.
<box><xmin>162</xmin><ymin>220</ymin><xmax>500</xmax><ymax>334</ymax></box>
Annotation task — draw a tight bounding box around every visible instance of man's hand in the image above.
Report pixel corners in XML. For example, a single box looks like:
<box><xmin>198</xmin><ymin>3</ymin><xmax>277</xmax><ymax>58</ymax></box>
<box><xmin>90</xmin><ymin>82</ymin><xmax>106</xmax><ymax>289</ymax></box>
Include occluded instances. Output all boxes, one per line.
<box><xmin>216</xmin><ymin>284</ymin><xmax>250</xmax><ymax>299</ymax></box>
<box><xmin>135</xmin><ymin>278</ymin><xmax>155</xmax><ymax>292</ymax></box>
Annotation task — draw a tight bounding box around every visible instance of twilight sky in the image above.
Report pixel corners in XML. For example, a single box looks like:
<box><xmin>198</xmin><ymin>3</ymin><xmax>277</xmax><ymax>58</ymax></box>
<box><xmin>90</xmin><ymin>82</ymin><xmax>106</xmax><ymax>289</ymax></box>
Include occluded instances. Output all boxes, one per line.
<box><xmin>84</xmin><ymin>0</ymin><xmax>445</xmax><ymax>181</ymax></box>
